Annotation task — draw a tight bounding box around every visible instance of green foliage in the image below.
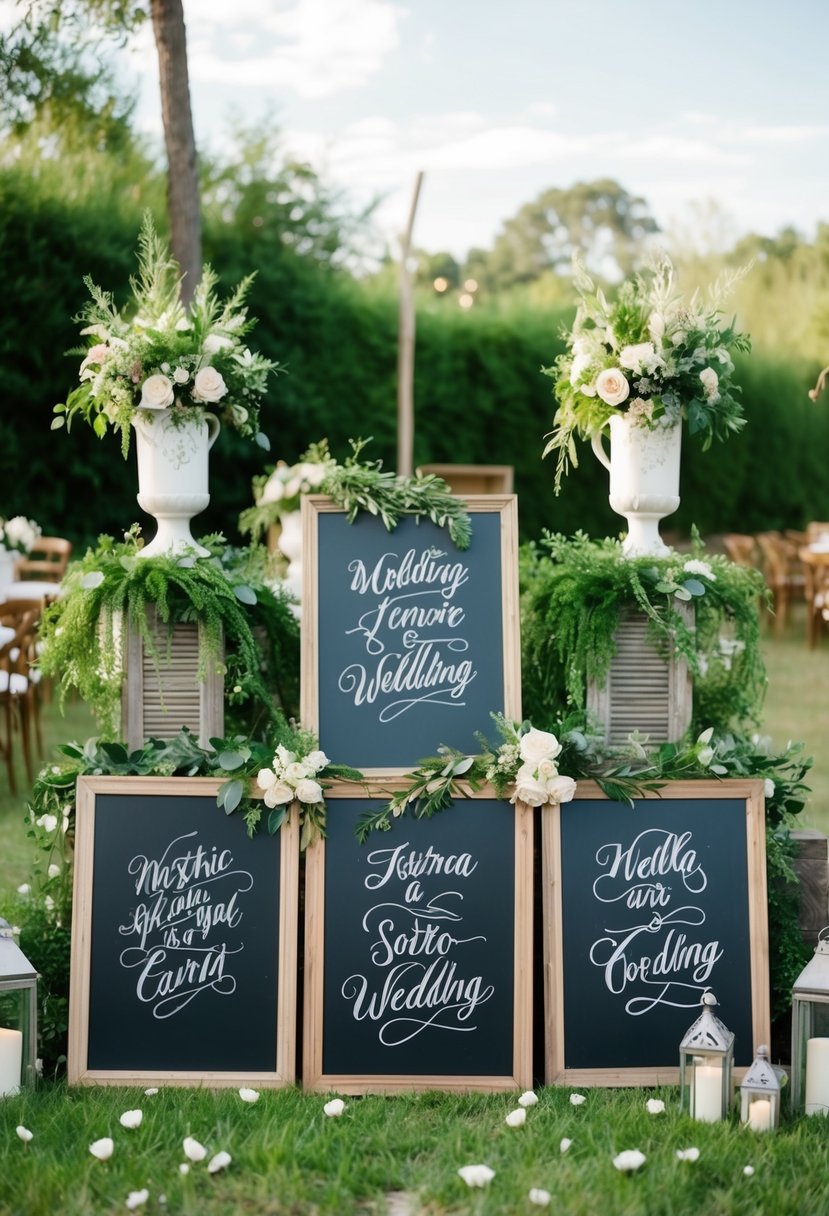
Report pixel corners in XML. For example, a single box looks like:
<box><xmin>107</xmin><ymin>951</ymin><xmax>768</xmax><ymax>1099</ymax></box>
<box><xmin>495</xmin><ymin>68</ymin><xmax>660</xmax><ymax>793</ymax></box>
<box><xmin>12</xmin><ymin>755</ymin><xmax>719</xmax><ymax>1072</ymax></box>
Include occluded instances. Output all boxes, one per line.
<box><xmin>519</xmin><ymin>532</ymin><xmax>767</xmax><ymax>728</ymax></box>
<box><xmin>38</xmin><ymin>527</ymin><xmax>300</xmax><ymax>735</ymax></box>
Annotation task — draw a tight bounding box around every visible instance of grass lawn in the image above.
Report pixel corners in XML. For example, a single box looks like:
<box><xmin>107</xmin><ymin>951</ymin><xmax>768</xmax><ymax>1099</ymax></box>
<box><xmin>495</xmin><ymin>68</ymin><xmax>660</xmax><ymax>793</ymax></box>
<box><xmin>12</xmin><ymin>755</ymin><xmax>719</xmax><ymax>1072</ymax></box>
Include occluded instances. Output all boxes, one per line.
<box><xmin>3</xmin><ymin>1082</ymin><xmax>829</xmax><ymax>1215</ymax></box>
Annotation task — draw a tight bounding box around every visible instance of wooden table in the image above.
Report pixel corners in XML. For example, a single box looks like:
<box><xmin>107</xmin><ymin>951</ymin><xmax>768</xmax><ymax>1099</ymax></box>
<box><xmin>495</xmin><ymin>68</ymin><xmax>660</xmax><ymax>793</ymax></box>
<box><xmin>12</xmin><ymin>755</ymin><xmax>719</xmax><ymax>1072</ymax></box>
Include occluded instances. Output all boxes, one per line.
<box><xmin>799</xmin><ymin>546</ymin><xmax>829</xmax><ymax>647</ymax></box>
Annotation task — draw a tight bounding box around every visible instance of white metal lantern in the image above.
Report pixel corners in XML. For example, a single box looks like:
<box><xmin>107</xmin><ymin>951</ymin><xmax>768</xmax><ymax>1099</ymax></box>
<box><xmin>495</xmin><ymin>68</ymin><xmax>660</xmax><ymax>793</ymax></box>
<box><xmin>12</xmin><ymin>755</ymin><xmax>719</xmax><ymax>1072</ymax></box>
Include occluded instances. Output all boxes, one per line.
<box><xmin>791</xmin><ymin>928</ymin><xmax>829</xmax><ymax>1115</ymax></box>
<box><xmin>0</xmin><ymin>919</ymin><xmax>38</xmax><ymax>1097</ymax></box>
<box><xmin>740</xmin><ymin>1045</ymin><xmax>781</xmax><ymax>1131</ymax></box>
<box><xmin>679</xmin><ymin>991</ymin><xmax>735</xmax><ymax>1122</ymax></box>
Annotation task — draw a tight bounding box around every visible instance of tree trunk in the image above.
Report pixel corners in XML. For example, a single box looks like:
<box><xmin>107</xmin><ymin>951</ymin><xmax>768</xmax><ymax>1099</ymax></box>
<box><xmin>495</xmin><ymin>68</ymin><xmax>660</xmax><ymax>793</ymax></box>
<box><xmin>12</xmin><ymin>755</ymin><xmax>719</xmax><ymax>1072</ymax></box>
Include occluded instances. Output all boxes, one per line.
<box><xmin>150</xmin><ymin>0</ymin><xmax>201</xmax><ymax>305</ymax></box>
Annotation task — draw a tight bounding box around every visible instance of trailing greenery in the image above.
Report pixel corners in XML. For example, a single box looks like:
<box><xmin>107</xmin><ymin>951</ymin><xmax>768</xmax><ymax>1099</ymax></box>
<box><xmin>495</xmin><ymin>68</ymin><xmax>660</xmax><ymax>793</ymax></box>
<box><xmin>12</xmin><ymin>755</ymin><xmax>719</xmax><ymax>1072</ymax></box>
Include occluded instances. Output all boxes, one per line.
<box><xmin>38</xmin><ymin>527</ymin><xmax>301</xmax><ymax>735</ymax></box>
<box><xmin>519</xmin><ymin>531</ymin><xmax>768</xmax><ymax>728</ymax></box>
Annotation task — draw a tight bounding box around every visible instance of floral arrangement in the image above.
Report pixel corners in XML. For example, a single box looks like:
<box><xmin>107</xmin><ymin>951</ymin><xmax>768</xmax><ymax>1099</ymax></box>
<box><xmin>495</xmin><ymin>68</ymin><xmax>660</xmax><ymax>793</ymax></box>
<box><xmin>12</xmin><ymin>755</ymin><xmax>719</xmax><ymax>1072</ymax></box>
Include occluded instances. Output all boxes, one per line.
<box><xmin>254</xmin><ymin>741</ymin><xmax>332</xmax><ymax>846</ymax></box>
<box><xmin>542</xmin><ymin>255</ymin><xmax>751</xmax><ymax>491</ymax></box>
<box><xmin>0</xmin><ymin>515</ymin><xmax>41</xmax><ymax>553</ymax></box>
<box><xmin>240</xmin><ymin>437</ymin><xmax>473</xmax><ymax>550</ymax></box>
<box><xmin>356</xmin><ymin>717</ymin><xmax>577</xmax><ymax>840</ymax></box>
<box><xmin>53</xmin><ymin>214</ymin><xmax>279</xmax><ymax>456</ymax></box>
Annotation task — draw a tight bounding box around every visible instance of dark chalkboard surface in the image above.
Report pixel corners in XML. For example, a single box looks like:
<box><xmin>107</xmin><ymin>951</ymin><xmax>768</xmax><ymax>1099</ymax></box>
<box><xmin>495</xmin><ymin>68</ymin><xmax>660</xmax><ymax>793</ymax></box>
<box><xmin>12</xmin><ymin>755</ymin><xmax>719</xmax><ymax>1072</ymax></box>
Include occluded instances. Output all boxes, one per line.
<box><xmin>69</xmin><ymin>777</ymin><xmax>298</xmax><ymax>1087</ymax></box>
<box><xmin>301</xmin><ymin>497</ymin><xmax>521</xmax><ymax>771</ymax></box>
<box><xmin>543</xmin><ymin>780</ymin><xmax>769</xmax><ymax>1085</ymax></box>
<box><xmin>303</xmin><ymin>782</ymin><xmax>533</xmax><ymax>1092</ymax></box>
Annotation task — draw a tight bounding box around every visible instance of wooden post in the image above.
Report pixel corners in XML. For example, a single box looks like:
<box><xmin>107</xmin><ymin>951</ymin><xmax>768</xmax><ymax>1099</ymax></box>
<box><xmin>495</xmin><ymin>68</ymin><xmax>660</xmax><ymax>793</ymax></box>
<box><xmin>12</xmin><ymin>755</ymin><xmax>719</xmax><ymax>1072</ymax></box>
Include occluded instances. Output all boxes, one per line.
<box><xmin>396</xmin><ymin>171</ymin><xmax>424</xmax><ymax>477</ymax></box>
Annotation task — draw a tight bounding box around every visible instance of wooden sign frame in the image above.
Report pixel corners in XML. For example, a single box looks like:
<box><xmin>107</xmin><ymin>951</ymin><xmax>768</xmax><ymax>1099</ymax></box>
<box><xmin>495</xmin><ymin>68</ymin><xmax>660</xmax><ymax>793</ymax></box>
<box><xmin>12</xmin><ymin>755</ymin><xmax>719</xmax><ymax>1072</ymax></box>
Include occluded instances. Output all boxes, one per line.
<box><xmin>542</xmin><ymin>779</ymin><xmax>769</xmax><ymax>1087</ymax></box>
<box><xmin>303</xmin><ymin>779</ymin><xmax>533</xmax><ymax>1093</ymax></box>
<box><xmin>301</xmin><ymin>495</ymin><xmax>522</xmax><ymax>775</ymax></box>
<box><xmin>68</xmin><ymin>776</ymin><xmax>299</xmax><ymax>1088</ymax></box>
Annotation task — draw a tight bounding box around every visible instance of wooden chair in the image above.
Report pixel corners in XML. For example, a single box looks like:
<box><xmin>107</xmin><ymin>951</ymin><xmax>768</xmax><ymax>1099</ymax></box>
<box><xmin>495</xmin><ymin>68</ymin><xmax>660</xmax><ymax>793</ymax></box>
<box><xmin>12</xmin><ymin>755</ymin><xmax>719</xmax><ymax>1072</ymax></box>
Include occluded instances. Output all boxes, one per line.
<box><xmin>722</xmin><ymin>534</ymin><xmax>759</xmax><ymax>568</ymax></box>
<box><xmin>14</xmin><ymin>536</ymin><xmax>72</xmax><ymax>583</ymax></box>
<box><xmin>807</xmin><ymin>522</ymin><xmax>829</xmax><ymax>545</ymax></box>
<box><xmin>0</xmin><ymin>601</ymin><xmax>42</xmax><ymax>793</ymax></box>
<box><xmin>755</xmin><ymin>531</ymin><xmax>806</xmax><ymax>634</ymax></box>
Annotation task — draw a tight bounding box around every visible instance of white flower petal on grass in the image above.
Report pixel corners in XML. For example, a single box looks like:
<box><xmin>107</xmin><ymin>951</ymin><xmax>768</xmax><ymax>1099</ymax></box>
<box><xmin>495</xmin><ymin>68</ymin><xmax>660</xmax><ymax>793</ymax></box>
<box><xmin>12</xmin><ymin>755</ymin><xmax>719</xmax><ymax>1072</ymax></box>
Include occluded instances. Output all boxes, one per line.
<box><xmin>505</xmin><ymin>1108</ymin><xmax>526</xmax><ymax>1127</ymax></box>
<box><xmin>528</xmin><ymin>1188</ymin><xmax>551</xmax><ymax>1206</ymax></box>
<box><xmin>676</xmin><ymin>1148</ymin><xmax>700</xmax><ymax>1162</ymax></box>
<box><xmin>458</xmin><ymin>1164</ymin><xmax>495</xmax><ymax>1188</ymax></box>
<box><xmin>743</xmin><ymin>1165</ymin><xmax>755</xmax><ymax>1177</ymax></box>
<box><xmin>570</xmin><ymin>1093</ymin><xmax>586</xmax><ymax>1106</ymax></box>
<box><xmin>560</xmin><ymin>1138</ymin><xmax>573</xmax><ymax>1153</ymax></box>
<box><xmin>646</xmin><ymin>1098</ymin><xmax>665</xmax><ymax>1115</ymax></box>
<box><xmin>323</xmin><ymin>1098</ymin><xmax>345</xmax><ymax>1117</ymax></box>
<box><xmin>89</xmin><ymin>1137</ymin><xmax>114</xmax><ymax>1160</ymax></box>
<box><xmin>47</xmin><ymin>864</ymin><xmax>61</xmax><ymax>879</ymax></box>
<box><xmin>15</xmin><ymin>1126</ymin><xmax>33</xmax><ymax>1143</ymax></box>
<box><xmin>207</xmin><ymin>1150</ymin><xmax>232</xmax><ymax>1174</ymax></box>
<box><xmin>119</xmin><ymin>1109</ymin><xmax>143</xmax><ymax>1129</ymax></box>
<box><xmin>125</xmin><ymin>1189</ymin><xmax>149</xmax><ymax>1210</ymax></box>
<box><xmin>182</xmin><ymin>1136</ymin><xmax>207</xmax><ymax>1163</ymax></box>
<box><xmin>238</xmin><ymin>1087</ymin><xmax>260</xmax><ymax>1104</ymax></box>
<box><xmin>144</xmin><ymin>1088</ymin><xmax>159</xmax><ymax>1096</ymax></box>
<box><xmin>518</xmin><ymin>1090</ymin><xmax>538</xmax><ymax>1107</ymax></box>
<box><xmin>16</xmin><ymin>883</ymin><xmax>30</xmax><ymax>895</ymax></box>
<box><xmin>178</xmin><ymin>1163</ymin><xmax>190</xmax><ymax>1176</ymax></box>
<box><xmin>613</xmin><ymin>1149</ymin><xmax>646</xmax><ymax>1172</ymax></box>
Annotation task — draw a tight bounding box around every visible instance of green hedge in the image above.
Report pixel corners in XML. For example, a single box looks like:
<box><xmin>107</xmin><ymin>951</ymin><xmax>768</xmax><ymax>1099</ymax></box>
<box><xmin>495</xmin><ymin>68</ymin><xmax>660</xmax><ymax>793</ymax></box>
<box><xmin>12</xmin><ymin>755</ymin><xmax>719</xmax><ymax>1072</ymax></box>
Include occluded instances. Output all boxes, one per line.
<box><xmin>2</xmin><ymin>174</ymin><xmax>828</xmax><ymax>550</ymax></box>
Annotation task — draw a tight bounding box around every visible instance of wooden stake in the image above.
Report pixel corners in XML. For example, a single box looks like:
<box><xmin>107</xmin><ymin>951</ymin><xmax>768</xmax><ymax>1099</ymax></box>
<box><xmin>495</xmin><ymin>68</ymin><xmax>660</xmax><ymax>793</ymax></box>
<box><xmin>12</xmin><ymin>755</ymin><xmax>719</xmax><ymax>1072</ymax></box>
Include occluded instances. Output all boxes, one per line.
<box><xmin>397</xmin><ymin>171</ymin><xmax>424</xmax><ymax>476</ymax></box>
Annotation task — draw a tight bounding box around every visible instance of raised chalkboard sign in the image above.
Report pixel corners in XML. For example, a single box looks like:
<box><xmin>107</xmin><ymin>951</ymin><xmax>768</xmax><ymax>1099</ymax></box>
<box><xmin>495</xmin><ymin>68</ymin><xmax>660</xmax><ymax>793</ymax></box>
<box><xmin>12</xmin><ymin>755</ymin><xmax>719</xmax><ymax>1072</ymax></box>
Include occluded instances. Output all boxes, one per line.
<box><xmin>68</xmin><ymin>777</ymin><xmax>299</xmax><ymax>1087</ymax></box>
<box><xmin>542</xmin><ymin>780</ymin><xmax>769</xmax><ymax>1086</ymax></box>
<box><xmin>301</xmin><ymin>497</ymin><xmax>521</xmax><ymax>772</ymax></box>
<box><xmin>303</xmin><ymin>780</ymin><xmax>533</xmax><ymax>1093</ymax></box>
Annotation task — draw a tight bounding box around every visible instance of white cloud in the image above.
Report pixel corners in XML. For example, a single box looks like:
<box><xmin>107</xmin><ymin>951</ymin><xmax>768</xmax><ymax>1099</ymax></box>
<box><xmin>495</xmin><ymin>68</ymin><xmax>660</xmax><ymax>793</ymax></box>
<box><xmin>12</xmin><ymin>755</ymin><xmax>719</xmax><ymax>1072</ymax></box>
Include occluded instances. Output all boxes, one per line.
<box><xmin>740</xmin><ymin>124</ymin><xmax>829</xmax><ymax>143</ymax></box>
<box><xmin>184</xmin><ymin>0</ymin><xmax>407</xmax><ymax>99</ymax></box>
<box><xmin>617</xmin><ymin>134</ymin><xmax>750</xmax><ymax>166</ymax></box>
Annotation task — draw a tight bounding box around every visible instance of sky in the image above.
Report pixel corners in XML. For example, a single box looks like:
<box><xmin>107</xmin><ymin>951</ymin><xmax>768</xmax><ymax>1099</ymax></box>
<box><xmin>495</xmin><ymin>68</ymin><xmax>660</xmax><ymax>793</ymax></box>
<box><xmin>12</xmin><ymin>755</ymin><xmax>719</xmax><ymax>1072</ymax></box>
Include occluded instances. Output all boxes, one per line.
<box><xmin>7</xmin><ymin>0</ymin><xmax>829</xmax><ymax>260</ymax></box>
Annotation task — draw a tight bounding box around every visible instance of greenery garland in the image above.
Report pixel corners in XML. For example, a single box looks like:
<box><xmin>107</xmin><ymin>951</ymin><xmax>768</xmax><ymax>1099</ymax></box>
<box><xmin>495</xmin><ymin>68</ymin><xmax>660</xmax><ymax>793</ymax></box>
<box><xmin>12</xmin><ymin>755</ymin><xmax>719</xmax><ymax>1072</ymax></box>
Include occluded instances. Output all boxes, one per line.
<box><xmin>240</xmin><ymin>437</ymin><xmax>473</xmax><ymax>550</ymax></box>
<box><xmin>38</xmin><ymin>526</ymin><xmax>301</xmax><ymax>736</ymax></box>
<box><xmin>520</xmin><ymin>530</ymin><xmax>768</xmax><ymax>729</ymax></box>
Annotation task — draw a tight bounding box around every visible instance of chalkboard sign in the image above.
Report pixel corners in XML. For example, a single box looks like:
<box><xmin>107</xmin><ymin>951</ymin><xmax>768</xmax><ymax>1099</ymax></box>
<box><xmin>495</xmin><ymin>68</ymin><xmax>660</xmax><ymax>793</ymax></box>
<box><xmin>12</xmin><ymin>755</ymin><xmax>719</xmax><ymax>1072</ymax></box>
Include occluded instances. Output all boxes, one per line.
<box><xmin>303</xmin><ymin>780</ymin><xmax>533</xmax><ymax>1093</ymax></box>
<box><xmin>542</xmin><ymin>780</ymin><xmax>769</xmax><ymax>1086</ymax></box>
<box><xmin>301</xmin><ymin>497</ymin><xmax>521</xmax><ymax>772</ymax></box>
<box><xmin>68</xmin><ymin>777</ymin><xmax>299</xmax><ymax>1087</ymax></box>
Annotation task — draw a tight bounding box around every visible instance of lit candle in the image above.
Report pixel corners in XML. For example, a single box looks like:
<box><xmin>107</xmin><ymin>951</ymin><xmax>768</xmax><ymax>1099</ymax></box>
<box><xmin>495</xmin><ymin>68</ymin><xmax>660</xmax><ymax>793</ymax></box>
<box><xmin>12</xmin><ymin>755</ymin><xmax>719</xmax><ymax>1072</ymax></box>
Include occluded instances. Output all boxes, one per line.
<box><xmin>805</xmin><ymin>1037</ymin><xmax>829</xmax><ymax>1115</ymax></box>
<box><xmin>747</xmin><ymin>1098</ymin><xmax>771</xmax><ymax>1131</ymax></box>
<box><xmin>0</xmin><ymin>1027</ymin><xmax>22</xmax><ymax>1097</ymax></box>
<box><xmin>692</xmin><ymin>1062</ymin><xmax>723</xmax><ymax>1122</ymax></box>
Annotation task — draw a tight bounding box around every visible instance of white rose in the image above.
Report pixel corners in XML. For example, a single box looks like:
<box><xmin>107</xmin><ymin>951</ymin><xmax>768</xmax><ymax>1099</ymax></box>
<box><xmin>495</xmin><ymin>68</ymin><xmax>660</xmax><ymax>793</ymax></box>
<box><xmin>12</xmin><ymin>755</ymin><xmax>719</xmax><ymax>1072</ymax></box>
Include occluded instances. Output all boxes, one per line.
<box><xmin>303</xmin><ymin>464</ymin><xmax>328</xmax><ymax>487</ymax></box>
<box><xmin>192</xmin><ymin>366</ymin><xmax>227</xmax><ymax>403</ymax></box>
<box><xmin>263</xmin><ymin>781</ymin><xmax>294</xmax><ymax>808</ymax></box>
<box><xmin>595</xmin><ymin>368</ymin><xmax>630</xmax><ymax>407</ymax></box>
<box><xmin>648</xmin><ymin>311</ymin><xmax>665</xmax><ymax>341</ymax></box>
<box><xmin>536</xmin><ymin>758</ymin><xmax>558</xmax><ymax>780</ymax></box>
<box><xmin>511</xmin><ymin>773</ymin><xmax>549</xmax><ymax>808</ymax></box>
<box><xmin>203</xmin><ymin>333</ymin><xmax>234</xmax><ymax>354</ymax></box>
<box><xmin>285</xmin><ymin>761</ymin><xmax>310</xmax><ymax>782</ymax></box>
<box><xmin>519</xmin><ymin>728</ymin><xmax>562</xmax><ymax>765</ymax></box>
<box><xmin>256</xmin><ymin>768</ymin><xmax>276</xmax><ymax>791</ymax></box>
<box><xmin>139</xmin><ymin>374</ymin><xmax>175</xmax><ymax>410</ymax></box>
<box><xmin>619</xmin><ymin>342</ymin><xmax>656</xmax><ymax>374</ymax></box>
<box><xmin>569</xmin><ymin>351</ymin><xmax>593</xmax><ymax>386</ymax></box>
<box><xmin>173</xmin><ymin>367</ymin><xmax>189</xmax><ymax>384</ymax></box>
<box><xmin>295</xmin><ymin>778</ymin><xmax>324</xmax><ymax>805</ymax></box>
<box><xmin>545</xmin><ymin>774</ymin><xmax>577</xmax><ymax>804</ymax></box>
<box><xmin>305</xmin><ymin>749</ymin><xmax>329</xmax><ymax>772</ymax></box>
<box><xmin>259</xmin><ymin>473</ymin><xmax>285</xmax><ymax>505</ymax></box>
<box><xmin>699</xmin><ymin>367</ymin><xmax>719</xmax><ymax>398</ymax></box>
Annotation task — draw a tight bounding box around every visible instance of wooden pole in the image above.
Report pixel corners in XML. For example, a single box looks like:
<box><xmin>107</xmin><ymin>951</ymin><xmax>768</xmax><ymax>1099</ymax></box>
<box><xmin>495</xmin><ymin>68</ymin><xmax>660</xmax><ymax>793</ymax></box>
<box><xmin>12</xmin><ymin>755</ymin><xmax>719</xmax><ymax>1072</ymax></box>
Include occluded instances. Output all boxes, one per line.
<box><xmin>397</xmin><ymin>171</ymin><xmax>424</xmax><ymax>476</ymax></box>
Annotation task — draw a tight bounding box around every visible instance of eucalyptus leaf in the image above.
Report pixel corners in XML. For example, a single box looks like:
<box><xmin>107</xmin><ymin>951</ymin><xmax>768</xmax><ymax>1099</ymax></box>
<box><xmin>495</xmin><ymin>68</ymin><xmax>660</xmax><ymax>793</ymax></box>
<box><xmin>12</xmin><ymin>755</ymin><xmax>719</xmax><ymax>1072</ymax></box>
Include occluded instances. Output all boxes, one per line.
<box><xmin>682</xmin><ymin>578</ymin><xmax>706</xmax><ymax>596</ymax></box>
<box><xmin>255</xmin><ymin>431</ymin><xmax>271</xmax><ymax>450</ymax></box>
<box><xmin>452</xmin><ymin>756</ymin><xmax>475</xmax><ymax>776</ymax></box>
<box><xmin>653</xmin><ymin>581</ymin><xmax>676</xmax><ymax>594</ymax></box>
<box><xmin>673</xmin><ymin>587</ymin><xmax>693</xmax><ymax>601</ymax></box>
<box><xmin>233</xmin><ymin>584</ymin><xmax>258</xmax><ymax>605</ymax></box>
<box><xmin>220</xmin><ymin>780</ymin><xmax>243</xmax><ymax>814</ymax></box>
<box><xmin>218</xmin><ymin>750</ymin><xmax>245</xmax><ymax>770</ymax></box>
<box><xmin>268</xmin><ymin>807</ymin><xmax>287</xmax><ymax>835</ymax></box>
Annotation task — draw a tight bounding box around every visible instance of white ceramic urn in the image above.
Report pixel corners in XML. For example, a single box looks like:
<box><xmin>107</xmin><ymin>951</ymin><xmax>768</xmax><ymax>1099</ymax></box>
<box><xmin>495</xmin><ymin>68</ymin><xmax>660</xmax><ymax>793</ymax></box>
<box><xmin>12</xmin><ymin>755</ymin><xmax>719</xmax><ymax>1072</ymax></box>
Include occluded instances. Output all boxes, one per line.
<box><xmin>591</xmin><ymin>414</ymin><xmax>682</xmax><ymax>557</ymax></box>
<box><xmin>132</xmin><ymin>408</ymin><xmax>220</xmax><ymax>558</ymax></box>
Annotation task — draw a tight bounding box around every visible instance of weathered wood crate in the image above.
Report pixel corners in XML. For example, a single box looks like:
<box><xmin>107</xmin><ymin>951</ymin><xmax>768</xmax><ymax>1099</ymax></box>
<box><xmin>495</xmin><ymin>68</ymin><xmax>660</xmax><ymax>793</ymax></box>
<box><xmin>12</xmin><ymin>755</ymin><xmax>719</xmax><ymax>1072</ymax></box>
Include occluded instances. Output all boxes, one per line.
<box><xmin>586</xmin><ymin>608</ymin><xmax>692</xmax><ymax>747</ymax></box>
<box><xmin>120</xmin><ymin>609</ymin><xmax>224</xmax><ymax>750</ymax></box>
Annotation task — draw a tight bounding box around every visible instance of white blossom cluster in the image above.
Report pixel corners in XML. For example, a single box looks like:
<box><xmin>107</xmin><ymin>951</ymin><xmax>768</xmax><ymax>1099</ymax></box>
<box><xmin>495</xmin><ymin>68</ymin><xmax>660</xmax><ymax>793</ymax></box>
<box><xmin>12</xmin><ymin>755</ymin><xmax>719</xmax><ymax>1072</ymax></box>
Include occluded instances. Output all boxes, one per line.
<box><xmin>256</xmin><ymin>744</ymin><xmax>329</xmax><ymax>807</ymax></box>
